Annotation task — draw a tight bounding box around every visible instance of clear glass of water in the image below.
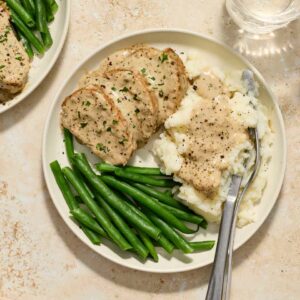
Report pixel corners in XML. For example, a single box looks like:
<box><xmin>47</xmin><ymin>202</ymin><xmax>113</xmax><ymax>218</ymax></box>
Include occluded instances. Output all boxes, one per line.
<box><xmin>226</xmin><ymin>0</ymin><xmax>300</xmax><ymax>34</ymax></box>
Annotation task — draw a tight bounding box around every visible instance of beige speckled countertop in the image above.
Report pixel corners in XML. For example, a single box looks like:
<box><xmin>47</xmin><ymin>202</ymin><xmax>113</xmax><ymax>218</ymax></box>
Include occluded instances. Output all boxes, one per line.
<box><xmin>1</xmin><ymin>1</ymin><xmax>300</xmax><ymax>299</ymax></box>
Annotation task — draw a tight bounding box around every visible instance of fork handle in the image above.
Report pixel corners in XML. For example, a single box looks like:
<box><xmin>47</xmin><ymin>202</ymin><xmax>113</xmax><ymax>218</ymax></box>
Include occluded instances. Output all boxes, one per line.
<box><xmin>221</xmin><ymin>215</ymin><xmax>236</xmax><ymax>300</ymax></box>
<box><xmin>205</xmin><ymin>199</ymin><xmax>236</xmax><ymax>300</ymax></box>
<box><xmin>222</xmin><ymin>186</ymin><xmax>248</xmax><ymax>300</ymax></box>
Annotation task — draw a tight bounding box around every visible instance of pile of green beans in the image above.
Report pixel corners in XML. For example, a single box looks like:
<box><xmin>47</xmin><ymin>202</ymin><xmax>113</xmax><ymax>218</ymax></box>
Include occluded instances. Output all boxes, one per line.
<box><xmin>49</xmin><ymin>128</ymin><xmax>215</xmax><ymax>262</ymax></box>
<box><xmin>6</xmin><ymin>0</ymin><xmax>58</xmax><ymax>58</ymax></box>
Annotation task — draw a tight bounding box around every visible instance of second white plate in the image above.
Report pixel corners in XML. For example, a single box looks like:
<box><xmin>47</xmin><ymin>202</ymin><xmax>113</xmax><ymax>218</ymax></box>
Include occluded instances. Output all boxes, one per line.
<box><xmin>0</xmin><ymin>0</ymin><xmax>70</xmax><ymax>113</ymax></box>
<box><xmin>42</xmin><ymin>29</ymin><xmax>286</xmax><ymax>273</ymax></box>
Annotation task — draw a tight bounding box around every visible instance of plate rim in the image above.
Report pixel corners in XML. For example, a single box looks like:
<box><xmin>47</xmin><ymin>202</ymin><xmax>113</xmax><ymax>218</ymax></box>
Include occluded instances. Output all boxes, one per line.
<box><xmin>42</xmin><ymin>28</ymin><xmax>287</xmax><ymax>273</ymax></box>
<box><xmin>0</xmin><ymin>0</ymin><xmax>71</xmax><ymax>114</ymax></box>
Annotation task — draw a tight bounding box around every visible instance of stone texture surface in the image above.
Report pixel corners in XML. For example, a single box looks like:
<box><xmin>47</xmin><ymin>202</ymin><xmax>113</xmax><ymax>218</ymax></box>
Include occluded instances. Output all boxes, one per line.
<box><xmin>0</xmin><ymin>1</ymin><xmax>300</xmax><ymax>299</ymax></box>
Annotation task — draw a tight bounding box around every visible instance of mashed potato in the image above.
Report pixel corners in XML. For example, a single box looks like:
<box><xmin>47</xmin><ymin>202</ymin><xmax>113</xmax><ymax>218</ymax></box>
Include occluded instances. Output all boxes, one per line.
<box><xmin>152</xmin><ymin>50</ymin><xmax>273</xmax><ymax>227</ymax></box>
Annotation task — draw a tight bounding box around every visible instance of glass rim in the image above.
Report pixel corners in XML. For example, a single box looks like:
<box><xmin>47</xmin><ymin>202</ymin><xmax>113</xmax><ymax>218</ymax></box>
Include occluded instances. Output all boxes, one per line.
<box><xmin>228</xmin><ymin>0</ymin><xmax>300</xmax><ymax>24</ymax></box>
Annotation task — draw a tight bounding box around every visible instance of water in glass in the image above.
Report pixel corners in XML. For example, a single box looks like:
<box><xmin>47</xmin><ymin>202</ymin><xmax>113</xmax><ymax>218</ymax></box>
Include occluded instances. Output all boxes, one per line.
<box><xmin>226</xmin><ymin>0</ymin><xmax>300</xmax><ymax>34</ymax></box>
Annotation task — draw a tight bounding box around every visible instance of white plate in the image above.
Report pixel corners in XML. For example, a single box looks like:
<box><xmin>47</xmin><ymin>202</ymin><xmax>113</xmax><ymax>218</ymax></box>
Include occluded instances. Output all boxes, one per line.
<box><xmin>0</xmin><ymin>0</ymin><xmax>70</xmax><ymax>113</ymax></box>
<box><xmin>42</xmin><ymin>29</ymin><xmax>286</xmax><ymax>273</ymax></box>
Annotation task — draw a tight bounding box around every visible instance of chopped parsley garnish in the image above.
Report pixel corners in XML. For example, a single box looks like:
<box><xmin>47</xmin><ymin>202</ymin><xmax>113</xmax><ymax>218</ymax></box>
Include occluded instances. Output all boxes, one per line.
<box><xmin>140</xmin><ymin>68</ymin><xmax>146</xmax><ymax>74</ymax></box>
<box><xmin>112</xmin><ymin>119</ymin><xmax>118</xmax><ymax>125</ymax></box>
<box><xmin>96</xmin><ymin>143</ymin><xmax>108</xmax><ymax>152</ymax></box>
<box><xmin>77</xmin><ymin>111</ymin><xmax>81</xmax><ymax>118</ymax></box>
<box><xmin>15</xmin><ymin>56</ymin><xmax>23</xmax><ymax>61</ymax></box>
<box><xmin>159</xmin><ymin>53</ymin><xmax>168</xmax><ymax>63</ymax></box>
<box><xmin>159</xmin><ymin>90</ymin><xmax>164</xmax><ymax>97</ymax></box>
<box><xmin>119</xmin><ymin>87</ymin><xmax>129</xmax><ymax>92</ymax></box>
<box><xmin>150</xmin><ymin>76</ymin><xmax>156</xmax><ymax>81</ymax></box>
<box><xmin>0</xmin><ymin>27</ymin><xmax>11</xmax><ymax>43</ymax></box>
<box><xmin>106</xmin><ymin>127</ymin><xmax>112</xmax><ymax>132</ymax></box>
<box><xmin>135</xmin><ymin>108</ymin><xmax>140</xmax><ymax>114</ymax></box>
<box><xmin>80</xmin><ymin>122</ymin><xmax>88</xmax><ymax>128</ymax></box>
<box><xmin>118</xmin><ymin>138</ymin><xmax>128</xmax><ymax>145</ymax></box>
<box><xmin>85</xmin><ymin>101</ymin><xmax>91</xmax><ymax>106</ymax></box>
<box><xmin>111</xmin><ymin>87</ymin><xmax>117</xmax><ymax>91</ymax></box>
<box><xmin>133</xmin><ymin>94</ymin><xmax>139</xmax><ymax>101</ymax></box>
<box><xmin>103</xmin><ymin>120</ymin><xmax>107</xmax><ymax>126</ymax></box>
<box><xmin>0</xmin><ymin>65</ymin><xmax>5</xmax><ymax>70</ymax></box>
<box><xmin>0</xmin><ymin>37</ymin><xmax>7</xmax><ymax>43</ymax></box>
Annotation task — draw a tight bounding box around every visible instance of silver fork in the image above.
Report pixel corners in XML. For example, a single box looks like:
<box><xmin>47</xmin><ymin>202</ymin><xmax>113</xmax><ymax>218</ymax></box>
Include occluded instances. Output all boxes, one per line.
<box><xmin>205</xmin><ymin>127</ymin><xmax>261</xmax><ymax>300</ymax></box>
<box><xmin>222</xmin><ymin>128</ymin><xmax>261</xmax><ymax>300</ymax></box>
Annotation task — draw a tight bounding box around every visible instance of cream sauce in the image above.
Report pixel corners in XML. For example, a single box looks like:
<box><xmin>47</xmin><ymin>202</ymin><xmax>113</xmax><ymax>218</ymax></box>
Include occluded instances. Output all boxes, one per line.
<box><xmin>192</xmin><ymin>73</ymin><xmax>230</xmax><ymax>99</ymax></box>
<box><xmin>175</xmin><ymin>74</ymin><xmax>248</xmax><ymax>196</ymax></box>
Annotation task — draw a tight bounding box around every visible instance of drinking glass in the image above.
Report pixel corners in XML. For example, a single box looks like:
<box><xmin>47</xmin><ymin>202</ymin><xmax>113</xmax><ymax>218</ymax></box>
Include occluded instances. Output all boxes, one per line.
<box><xmin>226</xmin><ymin>0</ymin><xmax>300</xmax><ymax>34</ymax></box>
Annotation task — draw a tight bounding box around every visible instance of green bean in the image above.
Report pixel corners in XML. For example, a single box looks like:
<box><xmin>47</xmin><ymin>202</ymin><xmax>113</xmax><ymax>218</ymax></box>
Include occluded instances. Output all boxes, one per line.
<box><xmin>94</xmin><ymin>193</ymin><xmax>149</xmax><ymax>260</ymax></box>
<box><xmin>74</xmin><ymin>195</ymin><xmax>83</xmax><ymax>204</ymax></box>
<box><xmin>45</xmin><ymin>0</ymin><xmax>58</xmax><ymax>14</ymax></box>
<box><xmin>72</xmin><ymin>155</ymin><xmax>161</xmax><ymax>240</ymax></box>
<box><xmin>101</xmin><ymin>176</ymin><xmax>195</xmax><ymax>234</ymax></box>
<box><xmin>95</xmin><ymin>164</ymin><xmax>171</xmax><ymax>182</ymax></box>
<box><xmin>44</xmin><ymin>0</ymin><xmax>54</xmax><ymax>22</ymax></box>
<box><xmin>63</xmin><ymin>134</ymin><xmax>92</xmax><ymax>200</ymax></box>
<box><xmin>27</xmin><ymin>0</ymin><xmax>36</xmax><ymax>15</ymax></box>
<box><xmin>77</xmin><ymin>153</ymin><xmax>92</xmax><ymax>169</ymax></box>
<box><xmin>10</xmin><ymin>10</ymin><xmax>44</xmax><ymax>54</ymax></box>
<box><xmin>200</xmin><ymin>219</ymin><xmax>208</xmax><ymax>230</ymax></box>
<box><xmin>21</xmin><ymin>0</ymin><xmax>35</xmax><ymax>17</ymax></box>
<box><xmin>50</xmin><ymin>160</ymin><xmax>78</xmax><ymax>211</ymax></box>
<box><xmin>137</xmin><ymin>230</ymin><xmax>158</xmax><ymax>262</ymax></box>
<box><xmin>71</xmin><ymin>207</ymin><xmax>108</xmax><ymax>238</ymax></box>
<box><xmin>41</xmin><ymin>27</ymin><xmax>53</xmax><ymax>49</ymax></box>
<box><xmin>35</xmin><ymin>0</ymin><xmax>48</xmax><ymax>33</ymax></box>
<box><xmin>46</xmin><ymin>9</ymin><xmax>54</xmax><ymax>23</ymax></box>
<box><xmin>95</xmin><ymin>163</ymin><xmax>164</xmax><ymax>175</ymax></box>
<box><xmin>164</xmin><ymin>190</ymin><xmax>173</xmax><ymax>197</ymax></box>
<box><xmin>7</xmin><ymin>0</ymin><xmax>35</xmax><ymax>27</ymax></box>
<box><xmin>123</xmin><ymin>198</ymin><xmax>148</xmax><ymax>220</ymax></box>
<box><xmin>189</xmin><ymin>241</ymin><xmax>215</xmax><ymax>251</ymax></box>
<box><xmin>95</xmin><ymin>163</ymin><xmax>119</xmax><ymax>173</ymax></box>
<box><xmin>146</xmin><ymin>175</ymin><xmax>173</xmax><ymax>180</ymax></box>
<box><xmin>124</xmin><ymin>166</ymin><xmax>164</xmax><ymax>175</ymax></box>
<box><xmin>63</xmin><ymin>130</ymin><xmax>94</xmax><ymax>200</ymax></box>
<box><xmin>50</xmin><ymin>161</ymin><xmax>106</xmax><ymax>246</ymax></box>
<box><xmin>62</xmin><ymin>167</ymin><xmax>132</xmax><ymax>251</ymax></box>
<box><xmin>157</xmin><ymin>234</ymin><xmax>174</xmax><ymax>254</ymax></box>
<box><xmin>81</xmin><ymin>225</ymin><xmax>101</xmax><ymax>245</ymax></box>
<box><xmin>71</xmin><ymin>215</ymin><xmax>102</xmax><ymax>245</ymax></box>
<box><xmin>159</xmin><ymin>202</ymin><xmax>204</xmax><ymax>225</ymax></box>
<box><xmin>114</xmin><ymin>169</ymin><xmax>175</xmax><ymax>187</ymax></box>
<box><xmin>77</xmin><ymin>153</ymin><xmax>102</xmax><ymax>198</ymax></box>
<box><xmin>120</xmin><ymin>197</ymin><xmax>174</xmax><ymax>254</ymax></box>
<box><xmin>132</xmin><ymin>183</ymin><xmax>188</xmax><ymax>211</ymax></box>
<box><xmin>74</xmin><ymin>171</ymin><xmax>93</xmax><ymax>198</ymax></box>
<box><xmin>20</xmin><ymin>33</ymin><xmax>34</xmax><ymax>59</ymax></box>
<box><xmin>63</xmin><ymin>128</ymin><xmax>74</xmax><ymax>164</ymax></box>
<box><xmin>144</xmin><ymin>209</ymin><xmax>194</xmax><ymax>254</ymax></box>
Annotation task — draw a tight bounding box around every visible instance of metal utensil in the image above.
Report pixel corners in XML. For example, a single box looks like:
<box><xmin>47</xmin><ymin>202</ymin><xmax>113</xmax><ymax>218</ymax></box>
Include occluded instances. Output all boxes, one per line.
<box><xmin>205</xmin><ymin>127</ymin><xmax>261</xmax><ymax>300</ymax></box>
<box><xmin>222</xmin><ymin>70</ymin><xmax>261</xmax><ymax>299</ymax></box>
<box><xmin>222</xmin><ymin>127</ymin><xmax>261</xmax><ymax>300</ymax></box>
